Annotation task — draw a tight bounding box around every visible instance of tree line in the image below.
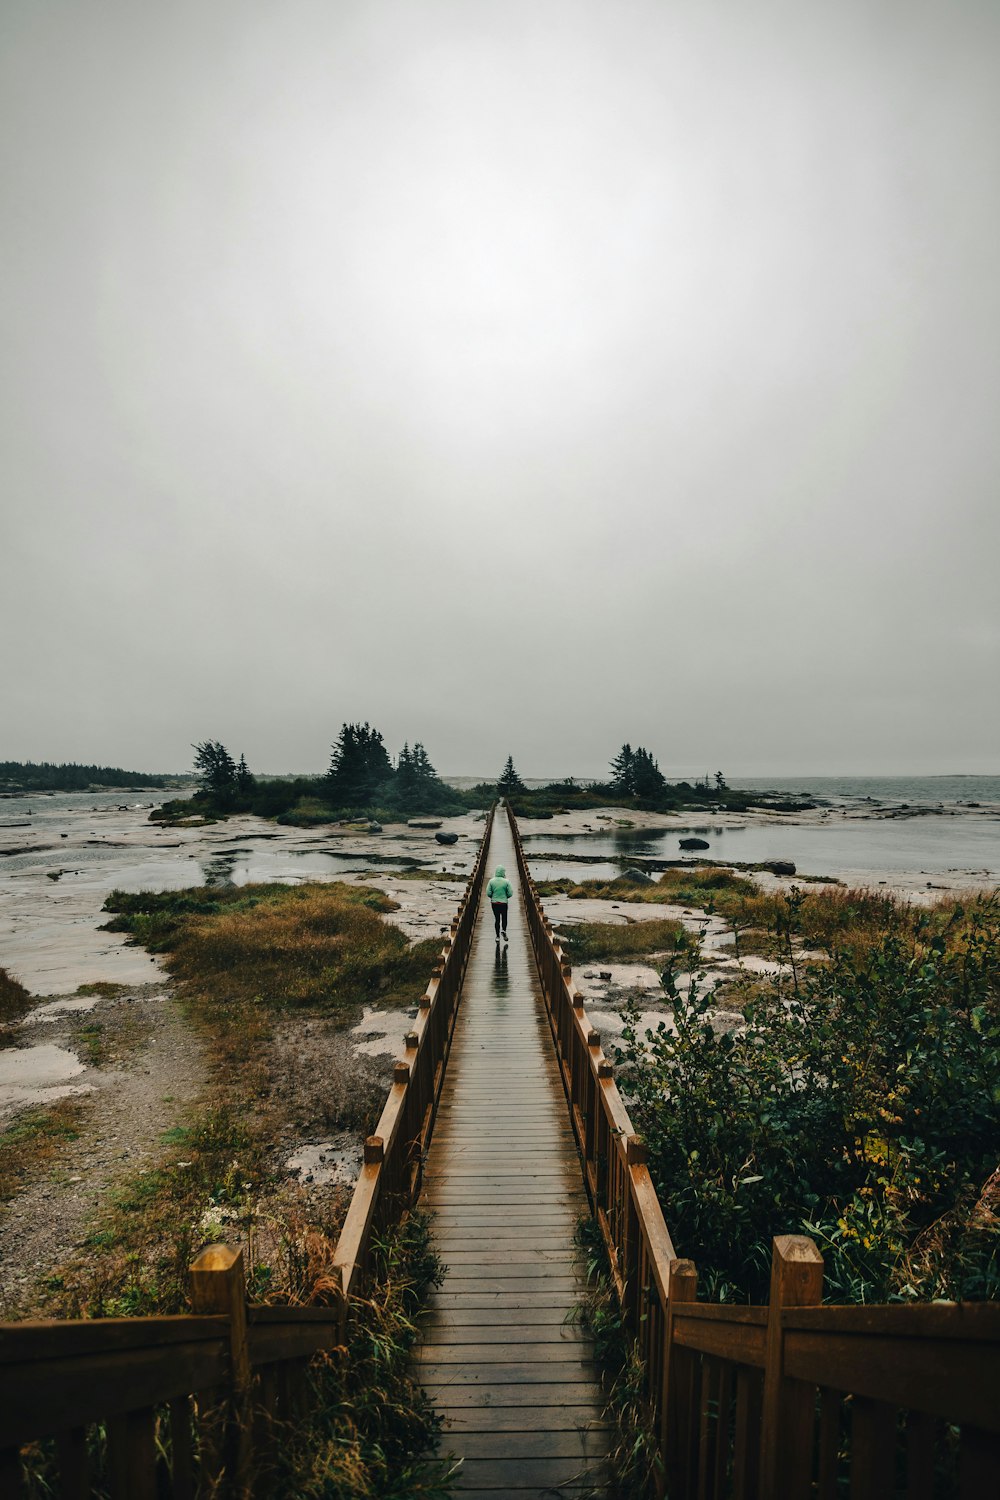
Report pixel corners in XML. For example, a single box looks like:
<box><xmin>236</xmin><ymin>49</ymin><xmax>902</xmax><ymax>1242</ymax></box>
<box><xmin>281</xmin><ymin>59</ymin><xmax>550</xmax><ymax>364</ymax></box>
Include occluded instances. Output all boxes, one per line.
<box><xmin>0</xmin><ymin>761</ymin><xmax>175</xmax><ymax>793</ymax></box>
<box><xmin>160</xmin><ymin>730</ymin><xmax>749</xmax><ymax>825</ymax></box>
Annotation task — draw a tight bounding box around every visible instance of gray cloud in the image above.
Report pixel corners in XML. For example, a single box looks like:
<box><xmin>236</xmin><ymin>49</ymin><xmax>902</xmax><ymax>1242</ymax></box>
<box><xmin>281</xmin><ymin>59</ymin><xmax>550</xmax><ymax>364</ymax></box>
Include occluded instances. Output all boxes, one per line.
<box><xmin>2</xmin><ymin>0</ymin><xmax>998</xmax><ymax>777</ymax></box>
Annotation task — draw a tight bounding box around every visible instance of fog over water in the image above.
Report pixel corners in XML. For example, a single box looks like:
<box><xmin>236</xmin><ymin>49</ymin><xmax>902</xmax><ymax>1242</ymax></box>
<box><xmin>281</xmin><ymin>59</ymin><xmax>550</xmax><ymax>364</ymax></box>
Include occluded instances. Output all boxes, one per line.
<box><xmin>2</xmin><ymin>0</ymin><xmax>998</xmax><ymax>777</ymax></box>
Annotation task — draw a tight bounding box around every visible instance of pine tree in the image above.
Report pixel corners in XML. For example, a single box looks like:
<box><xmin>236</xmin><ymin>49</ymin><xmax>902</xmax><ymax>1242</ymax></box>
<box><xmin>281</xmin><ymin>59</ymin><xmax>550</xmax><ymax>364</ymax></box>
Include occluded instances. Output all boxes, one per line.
<box><xmin>192</xmin><ymin>741</ymin><xmax>238</xmax><ymax>807</ymax></box>
<box><xmin>497</xmin><ymin>755</ymin><xmax>525</xmax><ymax>796</ymax></box>
<box><xmin>327</xmin><ymin>723</ymin><xmax>393</xmax><ymax>808</ymax></box>
<box><xmin>609</xmin><ymin>743</ymin><xmax>635</xmax><ymax>796</ymax></box>
<box><xmin>631</xmin><ymin>746</ymin><xmax>667</xmax><ymax>799</ymax></box>
<box><xmin>411</xmin><ymin>742</ymin><xmax>437</xmax><ymax>783</ymax></box>
<box><xmin>236</xmin><ymin>754</ymin><xmax>255</xmax><ymax>795</ymax></box>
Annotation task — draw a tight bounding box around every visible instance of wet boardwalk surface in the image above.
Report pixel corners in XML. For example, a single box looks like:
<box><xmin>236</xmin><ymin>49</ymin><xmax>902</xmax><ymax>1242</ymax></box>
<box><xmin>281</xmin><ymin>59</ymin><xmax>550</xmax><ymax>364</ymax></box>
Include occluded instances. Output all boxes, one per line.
<box><xmin>416</xmin><ymin>817</ymin><xmax>609</xmax><ymax>1497</ymax></box>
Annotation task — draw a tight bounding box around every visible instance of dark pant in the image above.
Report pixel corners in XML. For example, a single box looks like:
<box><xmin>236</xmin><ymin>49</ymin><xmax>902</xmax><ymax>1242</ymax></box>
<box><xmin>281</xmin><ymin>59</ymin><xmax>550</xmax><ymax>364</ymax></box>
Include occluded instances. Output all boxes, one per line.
<box><xmin>491</xmin><ymin>901</ymin><xmax>508</xmax><ymax>936</ymax></box>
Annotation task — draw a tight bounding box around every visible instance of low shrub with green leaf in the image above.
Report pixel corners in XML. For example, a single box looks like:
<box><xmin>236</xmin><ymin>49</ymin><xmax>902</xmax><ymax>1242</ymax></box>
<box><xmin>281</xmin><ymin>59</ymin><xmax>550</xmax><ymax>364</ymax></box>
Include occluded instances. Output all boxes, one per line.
<box><xmin>616</xmin><ymin>895</ymin><xmax>1000</xmax><ymax>1303</ymax></box>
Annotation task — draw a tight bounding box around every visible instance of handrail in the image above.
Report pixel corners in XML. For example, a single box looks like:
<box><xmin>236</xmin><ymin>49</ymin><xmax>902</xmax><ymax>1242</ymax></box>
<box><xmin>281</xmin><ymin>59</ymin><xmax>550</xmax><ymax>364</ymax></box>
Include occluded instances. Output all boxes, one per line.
<box><xmin>0</xmin><ymin>808</ymin><xmax>496</xmax><ymax>1496</ymax></box>
<box><xmin>505</xmin><ymin>803</ymin><xmax>681</xmax><ymax>1358</ymax></box>
<box><xmin>332</xmin><ymin>802</ymin><xmax>495</xmax><ymax>1297</ymax></box>
<box><xmin>507</xmin><ymin>804</ymin><xmax>1000</xmax><ymax>1498</ymax></box>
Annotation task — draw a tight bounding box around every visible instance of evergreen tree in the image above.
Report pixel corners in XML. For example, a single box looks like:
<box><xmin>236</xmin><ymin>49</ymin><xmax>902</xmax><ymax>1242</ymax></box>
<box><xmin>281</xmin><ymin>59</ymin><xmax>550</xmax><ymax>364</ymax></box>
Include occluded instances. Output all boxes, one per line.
<box><xmin>192</xmin><ymin>741</ymin><xmax>238</xmax><ymax>807</ymax></box>
<box><xmin>236</xmin><ymin>754</ymin><xmax>255</xmax><ymax>795</ymax></box>
<box><xmin>326</xmin><ymin>723</ymin><xmax>393</xmax><ymax>807</ymax></box>
<box><xmin>631</xmin><ymin>746</ymin><xmax>667</xmax><ymax>799</ymax></box>
<box><xmin>497</xmin><ymin>755</ymin><xmax>526</xmax><ymax>796</ymax></box>
<box><xmin>411</xmin><ymin>742</ymin><xmax>437</xmax><ymax>784</ymax></box>
<box><xmin>609</xmin><ymin>743</ymin><xmax>635</xmax><ymax>796</ymax></box>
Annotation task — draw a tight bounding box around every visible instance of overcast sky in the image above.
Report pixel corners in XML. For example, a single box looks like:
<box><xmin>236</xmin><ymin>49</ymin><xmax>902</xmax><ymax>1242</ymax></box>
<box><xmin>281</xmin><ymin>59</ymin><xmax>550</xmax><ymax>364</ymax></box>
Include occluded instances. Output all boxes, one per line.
<box><xmin>2</xmin><ymin>0</ymin><xmax>998</xmax><ymax>779</ymax></box>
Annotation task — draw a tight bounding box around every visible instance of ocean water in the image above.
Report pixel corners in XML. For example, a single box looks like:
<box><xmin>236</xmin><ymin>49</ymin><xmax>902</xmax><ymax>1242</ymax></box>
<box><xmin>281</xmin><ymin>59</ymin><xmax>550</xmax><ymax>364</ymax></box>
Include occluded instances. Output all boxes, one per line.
<box><xmin>445</xmin><ymin>774</ymin><xmax>1000</xmax><ymax>806</ymax></box>
<box><xmin>522</xmin><ymin>814</ymin><xmax>1000</xmax><ymax>883</ymax></box>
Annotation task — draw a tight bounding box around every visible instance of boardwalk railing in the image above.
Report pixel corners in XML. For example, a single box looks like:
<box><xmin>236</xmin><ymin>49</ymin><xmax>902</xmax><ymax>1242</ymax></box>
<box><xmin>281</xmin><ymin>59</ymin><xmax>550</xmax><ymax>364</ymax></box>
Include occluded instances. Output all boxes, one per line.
<box><xmin>333</xmin><ymin>802</ymin><xmax>495</xmax><ymax>1296</ymax></box>
<box><xmin>0</xmin><ymin>807</ymin><xmax>496</xmax><ymax>1497</ymax></box>
<box><xmin>506</xmin><ymin>804</ymin><xmax>1000</xmax><ymax>1498</ymax></box>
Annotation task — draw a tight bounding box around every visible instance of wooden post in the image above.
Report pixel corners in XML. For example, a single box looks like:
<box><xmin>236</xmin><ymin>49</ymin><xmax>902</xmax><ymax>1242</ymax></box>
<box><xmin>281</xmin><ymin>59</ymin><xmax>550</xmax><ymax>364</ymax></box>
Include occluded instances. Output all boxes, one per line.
<box><xmin>758</xmin><ymin>1235</ymin><xmax>824</xmax><ymax>1500</ymax></box>
<box><xmin>107</xmin><ymin>1409</ymin><xmax>157</xmax><ymax>1500</ymax></box>
<box><xmin>191</xmin><ymin>1244</ymin><xmax>253</xmax><ymax>1500</ymax></box>
<box><xmin>662</xmin><ymin>1258</ymin><xmax>698</xmax><ymax>1499</ymax></box>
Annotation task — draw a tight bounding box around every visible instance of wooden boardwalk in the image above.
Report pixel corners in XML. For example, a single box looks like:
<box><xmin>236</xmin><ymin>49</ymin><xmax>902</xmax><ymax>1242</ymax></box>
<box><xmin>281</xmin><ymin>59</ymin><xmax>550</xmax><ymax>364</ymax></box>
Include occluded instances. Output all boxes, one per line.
<box><xmin>416</xmin><ymin>816</ymin><xmax>609</xmax><ymax>1498</ymax></box>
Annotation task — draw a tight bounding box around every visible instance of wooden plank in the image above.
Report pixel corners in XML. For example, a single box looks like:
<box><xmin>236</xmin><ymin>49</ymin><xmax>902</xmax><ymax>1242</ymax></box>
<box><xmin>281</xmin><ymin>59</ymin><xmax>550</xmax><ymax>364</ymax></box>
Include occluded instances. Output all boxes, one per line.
<box><xmin>905</xmin><ymin>1411</ymin><xmax>935</xmax><ymax>1500</ymax></box>
<box><xmin>55</xmin><ymin>1427</ymin><xmax>88</xmax><ymax>1500</ymax></box>
<box><xmin>446</xmin><ymin>1456</ymin><xmax>608</xmax><ymax>1488</ymax></box>
<box><xmin>415</xmin><ymin>1338</ymin><xmax>591</xmax><ymax>1364</ymax></box>
<box><xmin>421</xmin><ymin>1306</ymin><xmax>575</xmax><ymax>1328</ymax></box>
<box><xmin>107</xmin><ymin>1408</ymin><xmax>157</xmax><ymax>1500</ymax></box>
<box><xmin>441</xmin><ymin>1404</ymin><xmax>606</xmax><ymax>1432</ymax></box>
<box><xmin>416</xmin><ymin>1360</ymin><xmax>598</xmax><ymax>1385</ymax></box>
<box><xmin>784</xmin><ymin>1331</ymin><xmax>1000</xmax><ymax>1432</ymax></box>
<box><xmin>0</xmin><ymin>1317</ymin><xmax>227</xmax><ymax>1360</ymax></box>
<box><xmin>420</xmin><ymin>1325</ymin><xmax>586</xmax><ymax>1348</ymax></box>
<box><xmin>455</xmin><ymin>1428</ymin><xmax>611</xmax><ymax>1459</ymax></box>
<box><xmin>850</xmin><ymin>1398</ymin><xmax>897</xmax><ymax>1500</ymax></box>
<box><xmin>0</xmin><ymin>1343</ymin><xmax>228</xmax><ymax>1448</ymax></box>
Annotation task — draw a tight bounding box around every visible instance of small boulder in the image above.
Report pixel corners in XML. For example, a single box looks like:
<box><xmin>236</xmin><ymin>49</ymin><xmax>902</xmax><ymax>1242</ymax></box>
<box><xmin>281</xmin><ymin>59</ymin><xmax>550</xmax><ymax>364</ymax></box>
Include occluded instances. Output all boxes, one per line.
<box><xmin>407</xmin><ymin>818</ymin><xmax>442</xmax><ymax>829</ymax></box>
<box><xmin>435</xmin><ymin>831</ymin><xmax>459</xmax><ymax>845</ymax></box>
<box><xmin>679</xmin><ymin>837</ymin><xmax>710</xmax><ymax>850</ymax></box>
<box><xmin>599</xmin><ymin>970</ymin><xmax>612</xmax><ymax>982</ymax></box>
<box><xmin>368</xmin><ymin>821</ymin><xmax>382</xmax><ymax>833</ymax></box>
<box><xmin>763</xmin><ymin>860</ymin><xmax>796</xmax><ymax>876</ymax></box>
<box><xmin>619</xmin><ymin>867</ymin><xmax>653</xmax><ymax>884</ymax></box>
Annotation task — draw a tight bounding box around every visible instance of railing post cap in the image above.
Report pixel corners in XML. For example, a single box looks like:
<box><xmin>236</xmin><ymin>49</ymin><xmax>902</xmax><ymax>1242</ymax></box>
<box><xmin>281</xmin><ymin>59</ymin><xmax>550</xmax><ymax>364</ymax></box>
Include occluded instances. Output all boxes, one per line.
<box><xmin>404</xmin><ymin>1030</ymin><xmax>419</xmax><ymax>1048</ymax></box>
<box><xmin>626</xmin><ymin>1134</ymin><xmax>648</xmax><ymax>1165</ymax></box>
<box><xmin>393</xmin><ymin>1060</ymin><xmax>410</xmax><ymax>1084</ymax></box>
<box><xmin>419</xmin><ymin>992</ymin><xmax>432</xmax><ymax>1009</ymax></box>
<box><xmin>572</xmin><ymin>991</ymin><xmax>585</xmax><ymax>1008</ymax></box>
<box><xmin>587</xmin><ymin>1028</ymin><xmax>601</xmax><ymax>1047</ymax></box>
<box><xmin>190</xmin><ymin>1243</ymin><xmax>242</xmax><ymax>1275</ymax></box>
<box><xmin>597</xmin><ymin>1060</ymin><xmax>614</xmax><ymax>1079</ymax></box>
<box><xmin>364</xmin><ymin>1135</ymin><xmax>385</xmax><ymax>1164</ymax></box>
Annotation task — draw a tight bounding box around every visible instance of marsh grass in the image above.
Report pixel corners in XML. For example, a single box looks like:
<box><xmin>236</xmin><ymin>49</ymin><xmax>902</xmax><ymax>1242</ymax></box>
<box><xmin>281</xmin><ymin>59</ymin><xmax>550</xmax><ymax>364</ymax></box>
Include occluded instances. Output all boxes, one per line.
<box><xmin>103</xmin><ymin>881</ymin><xmax>438</xmax><ymax>1017</ymax></box>
<box><xmin>558</xmin><ymin>917</ymin><xmax>685</xmax><ymax>964</ymax></box>
<box><xmin>0</xmin><ymin>1102</ymin><xmax>83</xmax><ymax>1202</ymax></box>
<box><xmin>0</xmin><ymin>965</ymin><xmax>31</xmax><ymax>1028</ymax></box>
<box><xmin>540</xmin><ymin>868</ymin><xmax>992</xmax><ymax>969</ymax></box>
<box><xmin>42</xmin><ymin>882</ymin><xmax>444</xmax><ymax>1320</ymax></box>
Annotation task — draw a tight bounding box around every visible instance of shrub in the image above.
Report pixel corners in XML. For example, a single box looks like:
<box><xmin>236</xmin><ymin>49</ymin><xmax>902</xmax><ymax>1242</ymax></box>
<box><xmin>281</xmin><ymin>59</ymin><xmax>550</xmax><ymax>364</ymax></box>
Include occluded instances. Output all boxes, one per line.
<box><xmin>616</xmin><ymin>894</ymin><xmax>1000</xmax><ymax>1303</ymax></box>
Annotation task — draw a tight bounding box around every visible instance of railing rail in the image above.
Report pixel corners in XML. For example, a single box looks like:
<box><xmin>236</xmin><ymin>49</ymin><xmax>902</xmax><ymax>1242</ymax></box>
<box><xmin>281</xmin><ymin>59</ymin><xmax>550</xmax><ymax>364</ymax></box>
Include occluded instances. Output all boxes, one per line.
<box><xmin>0</xmin><ymin>807</ymin><xmax>496</xmax><ymax>1497</ymax></box>
<box><xmin>333</xmin><ymin>801</ymin><xmax>495</xmax><ymax>1297</ymax></box>
<box><xmin>507</xmin><ymin>804</ymin><xmax>1000</xmax><ymax>1499</ymax></box>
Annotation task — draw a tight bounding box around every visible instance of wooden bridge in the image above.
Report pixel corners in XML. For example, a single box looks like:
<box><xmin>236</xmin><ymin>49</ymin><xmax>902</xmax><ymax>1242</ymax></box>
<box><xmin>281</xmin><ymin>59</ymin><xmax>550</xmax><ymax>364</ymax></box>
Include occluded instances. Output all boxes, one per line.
<box><xmin>2</xmin><ymin>804</ymin><xmax>999</xmax><ymax>1498</ymax></box>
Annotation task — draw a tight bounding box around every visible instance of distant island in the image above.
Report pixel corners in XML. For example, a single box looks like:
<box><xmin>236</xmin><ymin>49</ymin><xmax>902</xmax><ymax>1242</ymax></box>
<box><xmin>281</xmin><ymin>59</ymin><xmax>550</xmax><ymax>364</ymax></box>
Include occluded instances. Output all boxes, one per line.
<box><xmin>0</xmin><ymin>761</ymin><xmax>189</xmax><ymax>794</ymax></box>
<box><xmin>149</xmin><ymin>725</ymin><xmax>799</xmax><ymax>827</ymax></box>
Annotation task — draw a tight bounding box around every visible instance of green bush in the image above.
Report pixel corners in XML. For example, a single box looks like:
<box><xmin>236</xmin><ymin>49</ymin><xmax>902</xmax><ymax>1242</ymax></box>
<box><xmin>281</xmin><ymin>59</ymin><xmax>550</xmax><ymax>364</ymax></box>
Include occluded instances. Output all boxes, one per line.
<box><xmin>616</xmin><ymin>895</ymin><xmax>1000</xmax><ymax>1302</ymax></box>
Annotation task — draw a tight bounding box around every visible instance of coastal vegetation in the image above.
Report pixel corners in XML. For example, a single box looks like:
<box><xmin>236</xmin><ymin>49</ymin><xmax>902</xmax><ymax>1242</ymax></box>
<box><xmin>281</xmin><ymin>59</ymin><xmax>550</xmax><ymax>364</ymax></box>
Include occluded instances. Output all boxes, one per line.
<box><xmin>0</xmin><ymin>965</ymin><xmax>31</xmax><ymax>1028</ymax></box>
<box><xmin>151</xmin><ymin>728</ymin><xmax>781</xmax><ymax>827</ymax></box>
<box><xmin>38</xmin><ymin>880</ymin><xmax>440</xmax><ymax>1320</ymax></box>
<box><xmin>0</xmin><ymin>760</ymin><xmax>180</xmax><ymax>793</ymax></box>
<box><xmin>599</xmin><ymin>885</ymin><xmax>1000</xmax><ymax>1304</ymax></box>
<box><xmin>153</xmin><ymin>726</ymin><xmax>471</xmax><ymax>826</ymax></box>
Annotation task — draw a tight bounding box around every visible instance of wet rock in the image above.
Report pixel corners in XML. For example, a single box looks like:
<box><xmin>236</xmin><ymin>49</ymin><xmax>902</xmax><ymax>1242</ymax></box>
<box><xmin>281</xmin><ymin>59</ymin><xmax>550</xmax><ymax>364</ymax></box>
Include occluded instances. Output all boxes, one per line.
<box><xmin>763</xmin><ymin>860</ymin><xmax>796</xmax><ymax>876</ymax></box>
<box><xmin>619</xmin><ymin>867</ymin><xmax>652</xmax><ymax>884</ymax></box>
<box><xmin>435</xmin><ymin>831</ymin><xmax>459</xmax><ymax>845</ymax></box>
<box><xmin>679</xmin><ymin>837</ymin><xmax>710</xmax><ymax>850</ymax></box>
<box><xmin>599</xmin><ymin>970</ymin><xmax>612</xmax><ymax>981</ymax></box>
<box><xmin>408</xmin><ymin>818</ymin><xmax>442</xmax><ymax>829</ymax></box>
<box><xmin>368</xmin><ymin>822</ymin><xmax>382</xmax><ymax>833</ymax></box>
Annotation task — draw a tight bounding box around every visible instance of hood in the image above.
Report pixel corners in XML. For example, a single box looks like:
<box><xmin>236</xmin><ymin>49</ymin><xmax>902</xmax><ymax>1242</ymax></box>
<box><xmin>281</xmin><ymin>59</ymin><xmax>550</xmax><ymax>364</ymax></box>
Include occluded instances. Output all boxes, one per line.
<box><xmin>494</xmin><ymin>866</ymin><xmax>506</xmax><ymax>878</ymax></box>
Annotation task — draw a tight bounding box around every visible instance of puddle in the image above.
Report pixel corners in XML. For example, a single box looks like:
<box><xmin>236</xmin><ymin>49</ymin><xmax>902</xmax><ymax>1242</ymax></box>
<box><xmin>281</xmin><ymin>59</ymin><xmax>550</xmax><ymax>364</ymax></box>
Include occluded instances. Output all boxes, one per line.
<box><xmin>25</xmin><ymin>997</ymin><xmax>101</xmax><ymax>1022</ymax></box>
<box><xmin>286</xmin><ymin>1139</ymin><xmax>362</xmax><ymax>1187</ymax></box>
<box><xmin>350</xmin><ymin>1006</ymin><xmax>411</xmax><ymax>1060</ymax></box>
<box><xmin>0</xmin><ymin>1043</ymin><xmax>91</xmax><ymax>1115</ymax></box>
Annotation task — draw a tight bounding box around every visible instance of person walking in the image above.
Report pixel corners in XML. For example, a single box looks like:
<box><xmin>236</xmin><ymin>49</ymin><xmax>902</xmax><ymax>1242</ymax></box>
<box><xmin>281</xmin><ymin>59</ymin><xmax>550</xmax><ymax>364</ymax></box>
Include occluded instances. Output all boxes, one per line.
<box><xmin>486</xmin><ymin>864</ymin><xmax>513</xmax><ymax>941</ymax></box>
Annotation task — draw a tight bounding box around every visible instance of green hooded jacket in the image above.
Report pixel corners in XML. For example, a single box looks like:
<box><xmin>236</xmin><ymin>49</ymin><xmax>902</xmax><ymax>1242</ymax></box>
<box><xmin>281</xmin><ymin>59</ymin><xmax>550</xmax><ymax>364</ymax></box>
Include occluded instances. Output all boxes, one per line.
<box><xmin>487</xmin><ymin>866</ymin><xmax>513</xmax><ymax>903</ymax></box>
